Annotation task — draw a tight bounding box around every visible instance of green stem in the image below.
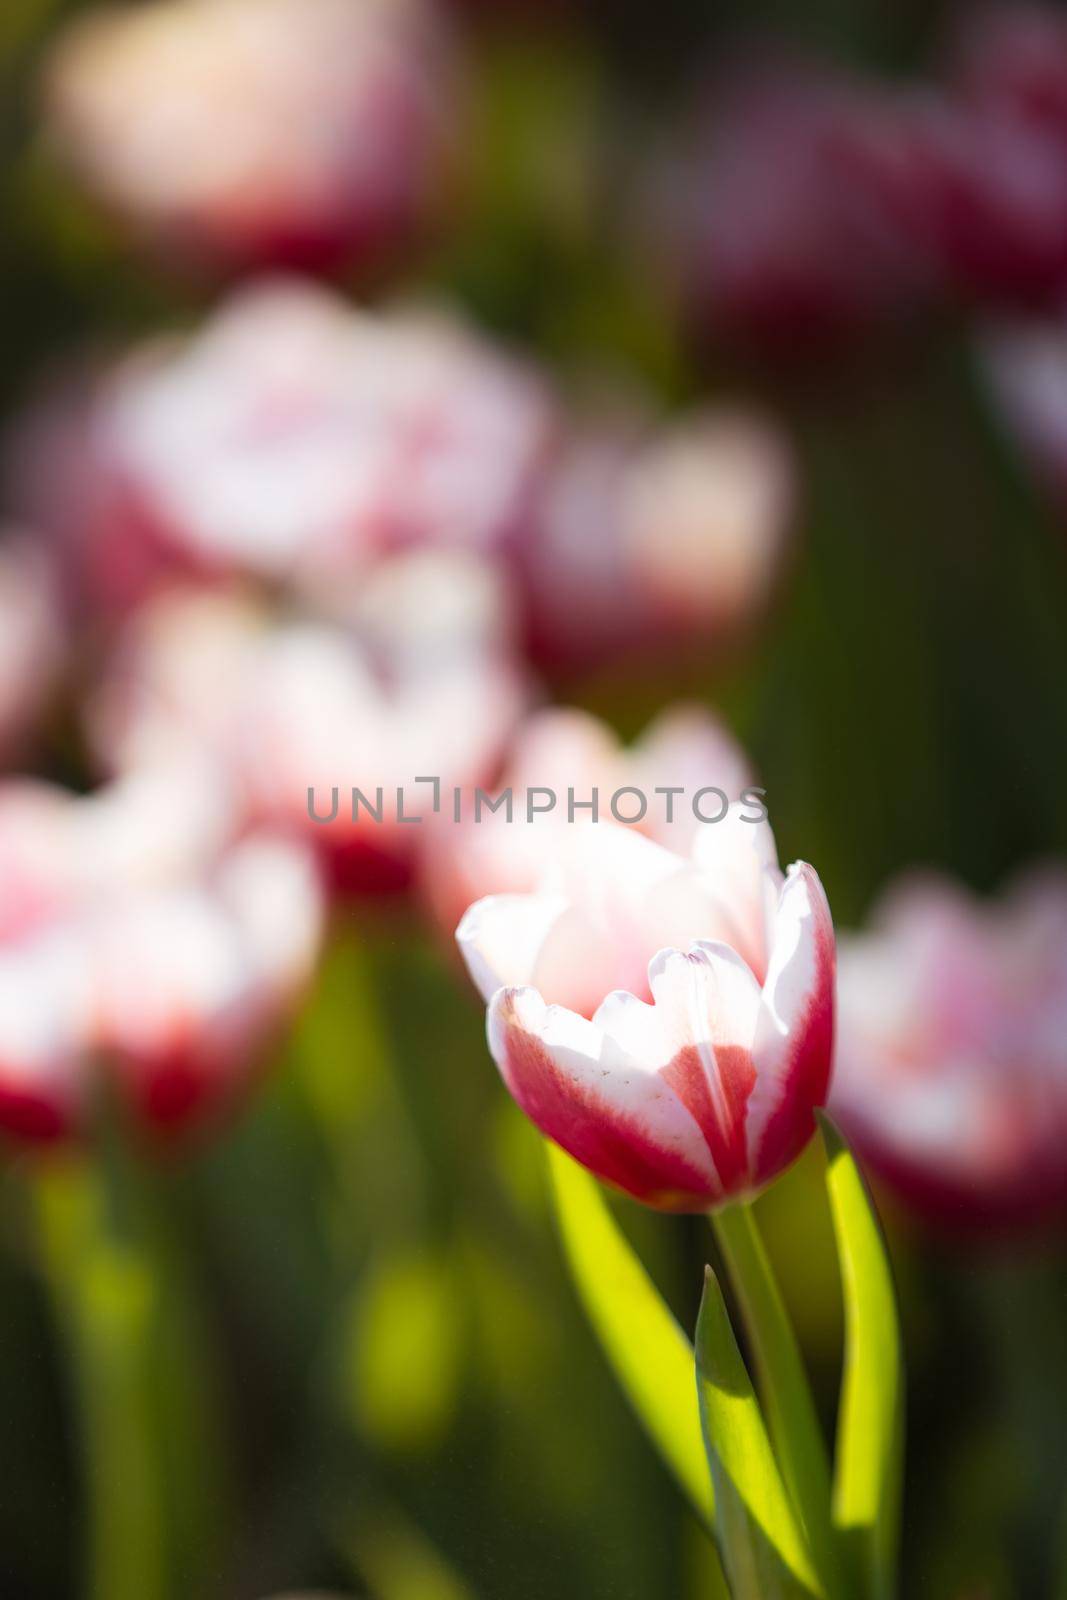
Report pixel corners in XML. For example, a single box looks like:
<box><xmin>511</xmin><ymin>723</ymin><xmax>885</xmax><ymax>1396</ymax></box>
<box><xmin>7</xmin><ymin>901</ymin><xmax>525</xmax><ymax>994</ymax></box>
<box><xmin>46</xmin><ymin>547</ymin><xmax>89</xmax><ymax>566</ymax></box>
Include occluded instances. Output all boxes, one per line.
<box><xmin>712</xmin><ymin>1201</ymin><xmax>841</xmax><ymax>1598</ymax></box>
<box><xmin>33</xmin><ymin>1153</ymin><xmax>168</xmax><ymax>1600</ymax></box>
<box><xmin>32</xmin><ymin>1147</ymin><xmax>225</xmax><ymax>1600</ymax></box>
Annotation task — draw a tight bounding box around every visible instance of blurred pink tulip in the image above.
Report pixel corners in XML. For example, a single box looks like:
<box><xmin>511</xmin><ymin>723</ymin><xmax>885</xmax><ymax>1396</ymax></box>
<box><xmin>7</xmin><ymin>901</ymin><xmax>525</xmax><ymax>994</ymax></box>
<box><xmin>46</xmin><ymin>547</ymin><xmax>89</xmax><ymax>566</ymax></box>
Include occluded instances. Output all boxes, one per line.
<box><xmin>667</xmin><ymin>25</ymin><xmax>1067</xmax><ymax>351</ymax></box>
<box><xmin>950</xmin><ymin>4</ymin><xmax>1067</xmax><ymax>142</ymax></box>
<box><xmin>917</xmin><ymin>104</ymin><xmax>1067</xmax><ymax>307</ymax></box>
<box><xmin>665</xmin><ymin>64</ymin><xmax>943</xmax><ymax>353</ymax></box>
<box><xmin>522</xmin><ymin>405</ymin><xmax>794</xmax><ymax>673</ymax></box>
<box><xmin>421</xmin><ymin>702</ymin><xmax>756</xmax><ymax>938</ymax></box>
<box><xmin>43</xmin><ymin>0</ymin><xmax>462</xmax><ymax>276</ymax></box>
<box><xmin>58</xmin><ymin>281</ymin><xmax>558</xmax><ymax>601</ymax></box>
<box><xmin>457</xmin><ymin>810</ymin><xmax>834</xmax><ymax>1211</ymax></box>
<box><xmin>0</xmin><ymin>765</ymin><xmax>324</xmax><ymax>1143</ymax></box>
<box><xmin>831</xmin><ymin>869</ymin><xmax>1067</xmax><ymax>1229</ymax></box>
<box><xmin>4</xmin><ymin>372</ymin><xmax>175</xmax><ymax>621</ymax></box>
<box><xmin>93</xmin><ymin>830</ymin><xmax>324</xmax><ymax>1128</ymax></box>
<box><xmin>90</xmin><ymin>554</ymin><xmax>529</xmax><ymax>894</ymax></box>
<box><xmin>0</xmin><ymin>537</ymin><xmax>64</xmax><ymax>764</ymax></box>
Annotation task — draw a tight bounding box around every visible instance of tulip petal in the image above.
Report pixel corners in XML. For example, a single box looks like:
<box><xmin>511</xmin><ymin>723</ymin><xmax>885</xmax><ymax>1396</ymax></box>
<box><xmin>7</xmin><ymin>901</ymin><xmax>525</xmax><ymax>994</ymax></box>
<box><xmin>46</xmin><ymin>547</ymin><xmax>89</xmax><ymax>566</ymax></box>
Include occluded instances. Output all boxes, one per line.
<box><xmin>691</xmin><ymin>804</ymin><xmax>782</xmax><ymax>979</ymax></box>
<box><xmin>487</xmin><ymin>986</ymin><xmax>718</xmax><ymax>1210</ymax></box>
<box><xmin>646</xmin><ymin>944</ymin><xmax>761</xmax><ymax>1195</ymax></box>
<box><xmin>748</xmin><ymin>864</ymin><xmax>835</xmax><ymax>1185</ymax></box>
<box><xmin>456</xmin><ymin>891</ymin><xmax>571</xmax><ymax>1003</ymax></box>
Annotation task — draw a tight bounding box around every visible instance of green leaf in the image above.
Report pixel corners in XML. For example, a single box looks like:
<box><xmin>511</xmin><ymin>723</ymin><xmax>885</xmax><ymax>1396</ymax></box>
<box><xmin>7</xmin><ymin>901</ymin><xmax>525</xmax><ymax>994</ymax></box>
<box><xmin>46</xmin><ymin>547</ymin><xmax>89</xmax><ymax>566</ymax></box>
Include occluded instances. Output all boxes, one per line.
<box><xmin>818</xmin><ymin>1113</ymin><xmax>904</xmax><ymax>1600</ymax></box>
<box><xmin>546</xmin><ymin>1144</ymin><xmax>716</xmax><ymax>1532</ymax></box>
<box><xmin>696</xmin><ymin>1267</ymin><xmax>825</xmax><ymax>1600</ymax></box>
<box><xmin>712</xmin><ymin>1202</ymin><xmax>841</xmax><ymax>1597</ymax></box>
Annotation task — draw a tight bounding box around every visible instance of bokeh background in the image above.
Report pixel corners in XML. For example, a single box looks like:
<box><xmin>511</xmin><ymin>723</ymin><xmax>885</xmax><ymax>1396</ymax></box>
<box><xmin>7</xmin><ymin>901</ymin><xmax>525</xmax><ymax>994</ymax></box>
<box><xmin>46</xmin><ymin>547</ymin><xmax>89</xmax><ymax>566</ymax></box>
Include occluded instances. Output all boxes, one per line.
<box><xmin>2</xmin><ymin>1</ymin><xmax>1067</xmax><ymax>1597</ymax></box>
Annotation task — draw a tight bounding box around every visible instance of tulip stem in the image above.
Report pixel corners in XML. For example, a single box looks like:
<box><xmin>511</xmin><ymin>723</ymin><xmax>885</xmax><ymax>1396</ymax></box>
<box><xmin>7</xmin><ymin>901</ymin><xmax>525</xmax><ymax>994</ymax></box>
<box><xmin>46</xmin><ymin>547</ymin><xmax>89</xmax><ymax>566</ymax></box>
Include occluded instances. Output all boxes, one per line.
<box><xmin>33</xmin><ymin>1151</ymin><xmax>168</xmax><ymax>1600</ymax></box>
<box><xmin>31</xmin><ymin>1146</ymin><xmax>224</xmax><ymax>1600</ymax></box>
<box><xmin>711</xmin><ymin>1200</ymin><xmax>840</xmax><ymax>1597</ymax></box>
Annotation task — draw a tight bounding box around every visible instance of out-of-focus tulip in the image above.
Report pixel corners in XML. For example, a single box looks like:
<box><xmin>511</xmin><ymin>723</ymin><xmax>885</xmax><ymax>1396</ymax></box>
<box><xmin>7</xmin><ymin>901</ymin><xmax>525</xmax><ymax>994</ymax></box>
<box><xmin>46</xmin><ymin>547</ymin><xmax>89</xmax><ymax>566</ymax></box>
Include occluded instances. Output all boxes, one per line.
<box><xmin>43</xmin><ymin>0</ymin><xmax>461</xmax><ymax>276</ymax></box>
<box><xmin>978</xmin><ymin>315</ymin><xmax>1067</xmax><ymax>509</ymax></box>
<box><xmin>831</xmin><ymin>869</ymin><xmax>1067</xmax><ymax>1228</ymax></box>
<box><xmin>0</xmin><ymin>764</ymin><xmax>324</xmax><ymax>1143</ymax></box>
<box><xmin>421</xmin><ymin>702</ymin><xmax>756</xmax><ymax>938</ymax></box>
<box><xmin>667</xmin><ymin>26</ymin><xmax>1067</xmax><ymax>348</ymax></box>
<box><xmin>0</xmin><ymin>537</ymin><xmax>63</xmax><ymax>764</ymax></box>
<box><xmin>457</xmin><ymin>810</ymin><xmax>834</xmax><ymax>1211</ymax></box>
<box><xmin>916</xmin><ymin>100</ymin><xmax>1067</xmax><ymax>307</ymax></box>
<box><xmin>665</xmin><ymin>65</ymin><xmax>943</xmax><ymax>353</ymax></box>
<box><xmin>3</xmin><ymin>372</ymin><xmax>168</xmax><ymax>621</ymax></box>
<box><xmin>0</xmin><ymin>762</ymin><xmax>231</xmax><ymax>940</ymax></box>
<box><xmin>522</xmin><ymin>405</ymin><xmax>794</xmax><ymax>674</ymax></box>
<box><xmin>66</xmin><ymin>281</ymin><xmax>558</xmax><ymax>599</ymax></box>
<box><xmin>949</xmin><ymin>4</ymin><xmax>1067</xmax><ymax>144</ymax></box>
<box><xmin>90</xmin><ymin>554</ymin><xmax>529</xmax><ymax>894</ymax></box>
<box><xmin>93</xmin><ymin>830</ymin><xmax>324</xmax><ymax>1127</ymax></box>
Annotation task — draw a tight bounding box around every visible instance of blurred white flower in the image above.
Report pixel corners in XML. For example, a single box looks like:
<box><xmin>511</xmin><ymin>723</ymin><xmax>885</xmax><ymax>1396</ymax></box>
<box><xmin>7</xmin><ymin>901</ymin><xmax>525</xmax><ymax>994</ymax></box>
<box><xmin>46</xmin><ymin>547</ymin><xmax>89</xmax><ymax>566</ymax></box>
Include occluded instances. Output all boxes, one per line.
<box><xmin>43</xmin><ymin>0</ymin><xmax>462</xmax><ymax>274</ymax></box>
<box><xmin>83</xmin><ymin>281</ymin><xmax>559</xmax><ymax>591</ymax></box>
<box><xmin>94</xmin><ymin>830</ymin><xmax>324</xmax><ymax>1127</ymax></box>
<box><xmin>832</xmin><ymin>866</ymin><xmax>1067</xmax><ymax>1229</ymax></box>
<box><xmin>523</xmin><ymin>405</ymin><xmax>794</xmax><ymax>674</ymax></box>
<box><xmin>90</xmin><ymin>553</ymin><xmax>530</xmax><ymax>893</ymax></box>
<box><xmin>0</xmin><ymin>761</ymin><xmax>325</xmax><ymax>1143</ymax></box>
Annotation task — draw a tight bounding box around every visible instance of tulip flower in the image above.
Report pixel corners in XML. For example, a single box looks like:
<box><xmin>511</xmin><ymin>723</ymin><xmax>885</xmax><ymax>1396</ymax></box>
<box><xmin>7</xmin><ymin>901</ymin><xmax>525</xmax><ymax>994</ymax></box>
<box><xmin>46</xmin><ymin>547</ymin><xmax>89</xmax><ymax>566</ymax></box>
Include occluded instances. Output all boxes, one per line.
<box><xmin>664</xmin><ymin>24</ymin><xmax>1067</xmax><ymax>353</ymax></box>
<box><xmin>662</xmin><ymin>62</ymin><xmax>943</xmax><ymax>354</ymax></box>
<box><xmin>0</xmin><ymin>764</ymin><xmax>324</xmax><ymax>1142</ymax></box>
<box><xmin>42</xmin><ymin>0</ymin><xmax>461</xmax><ymax>276</ymax></box>
<box><xmin>457</xmin><ymin>810</ymin><xmax>835</xmax><ymax>1211</ymax></box>
<box><xmin>89</xmin><ymin>554</ymin><xmax>529</xmax><ymax>894</ymax></box>
<box><xmin>522</xmin><ymin>405</ymin><xmax>794</xmax><ymax>674</ymax></box>
<box><xmin>950</xmin><ymin>4</ymin><xmax>1067</xmax><ymax>142</ymax></box>
<box><xmin>92</xmin><ymin>830</ymin><xmax>324</xmax><ymax>1127</ymax></box>
<box><xmin>831</xmin><ymin>868</ymin><xmax>1067</xmax><ymax>1227</ymax></box>
<box><xmin>65</xmin><ymin>281</ymin><xmax>558</xmax><ymax>600</ymax></box>
<box><xmin>917</xmin><ymin>104</ymin><xmax>1067</xmax><ymax>307</ymax></box>
<box><xmin>421</xmin><ymin>702</ymin><xmax>756</xmax><ymax>938</ymax></box>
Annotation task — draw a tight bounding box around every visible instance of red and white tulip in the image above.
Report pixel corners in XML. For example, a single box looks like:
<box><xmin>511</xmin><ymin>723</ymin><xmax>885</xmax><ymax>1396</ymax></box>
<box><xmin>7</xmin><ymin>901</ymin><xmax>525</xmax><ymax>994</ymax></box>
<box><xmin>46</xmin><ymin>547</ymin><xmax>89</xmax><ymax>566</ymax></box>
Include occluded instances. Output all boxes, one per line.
<box><xmin>0</xmin><ymin>764</ymin><xmax>325</xmax><ymax>1143</ymax></box>
<box><xmin>832</xmin><ymin>868</ymin><xmax>1067</xmax><ymax>1228</ymax></box>
<box><xmin>457</xmin><ymin>812</ymin><xmax>834</xmax><ymax>1211</ymax></box>
<box><xmin>63</xmin><ymin>281</ymin><xmax>558</xmax><ymax>603</ymax></box>
<box><xmin>43</xmin><ymin>0</ymin><xmax>461</xmax><ymax>276</ymax></box>
<box><xmin>522</xmin><ymin>405</ymin><xmax>794</xmax><ymax>675</ymax></box>
<box><xmin>90</xmin><ymin>554</ymin><xmax>529</xmax><ymax>894</ymax></box>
